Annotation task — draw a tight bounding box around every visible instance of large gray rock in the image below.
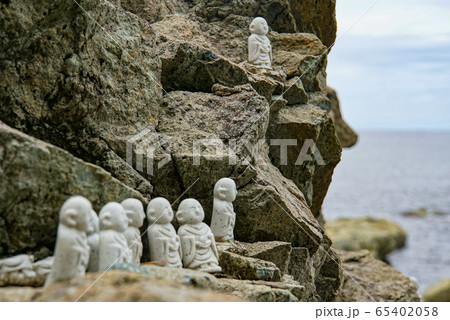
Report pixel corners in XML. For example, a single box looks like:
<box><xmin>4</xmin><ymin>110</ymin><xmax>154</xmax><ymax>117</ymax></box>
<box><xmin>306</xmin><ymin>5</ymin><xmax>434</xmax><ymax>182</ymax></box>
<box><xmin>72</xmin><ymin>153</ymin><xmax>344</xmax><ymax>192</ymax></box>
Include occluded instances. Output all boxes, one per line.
<box><xmin>0</xmin><ymin>0</ymin><xmax>345</xmax><ymax>300</ymax></box>
<box><xmin>0</xmin><ymin>0</ymin><xmax>157</xmax><ymax>197</ymax></box>
<box><xmin>267</xmin><ymin>105</ymin><xmax>342</xmax><ymax>219</ymax></box>
<box><xmin>0</xmin><ymin>122</ymin><xmax>145</xmax><ymax>258</ymax></box>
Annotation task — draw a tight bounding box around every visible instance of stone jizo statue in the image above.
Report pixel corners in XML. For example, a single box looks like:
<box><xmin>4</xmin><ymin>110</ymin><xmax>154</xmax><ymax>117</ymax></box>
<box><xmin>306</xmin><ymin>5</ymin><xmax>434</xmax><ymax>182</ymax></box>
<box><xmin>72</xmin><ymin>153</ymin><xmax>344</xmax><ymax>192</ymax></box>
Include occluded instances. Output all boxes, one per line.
<box><xmin>176</xmin><ymin>199</ymin><xmax>222</xmax><ymax>273</ymax></box>
<box><xmin>45</xmin><ymin>196</ymin><xmax>91</xmax><ymax>286</ymax></box>
<box><xmin>86</xmin><ymin>209</ymin><xmax>100</xmax><ymax>272</ymax></box>
<box><xmin>121</xmin><ymin>198</ymin><xmax>145</xmax><ymax>265</ymax></box>
<box><xmin>248</xmin><ymin>17</ymin><xmax>272</xmax><ymax>71</ymax></box>
<box><xmin>147</xmin><ymin>197</ymin><xmax>182</xmax><ymax>268</ymax></box>
<box><xmin>98</xmin><ymin>202</ymin><xmax>130</xmax><ymax>270</ymax></box>
<box><xmin>210</xmin><ymin>178</ymin><xmax>237</xmax><ymax>243</ymax></box>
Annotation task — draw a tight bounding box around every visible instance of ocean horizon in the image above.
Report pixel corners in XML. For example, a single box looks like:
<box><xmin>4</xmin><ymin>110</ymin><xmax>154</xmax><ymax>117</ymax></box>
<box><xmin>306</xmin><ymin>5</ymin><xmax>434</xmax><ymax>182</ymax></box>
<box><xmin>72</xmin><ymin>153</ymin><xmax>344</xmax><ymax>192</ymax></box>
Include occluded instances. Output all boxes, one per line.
<box><xmin>323</xmin><ymin>130</ymin><xmax>450</xmax><ymax>291</ymax></box>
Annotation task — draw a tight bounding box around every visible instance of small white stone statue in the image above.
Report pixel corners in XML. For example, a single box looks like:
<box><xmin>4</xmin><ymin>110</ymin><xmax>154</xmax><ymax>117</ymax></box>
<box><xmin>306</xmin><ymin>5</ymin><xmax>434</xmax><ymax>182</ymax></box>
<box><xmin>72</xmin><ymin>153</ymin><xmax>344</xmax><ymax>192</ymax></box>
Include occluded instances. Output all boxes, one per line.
<box><xmin>86</xmin><ymin>209</ymin><xmax>100</xmax><ymax>272</ymax></box>
<box><xmin>147</xmin><ymin>197</ymin><xmax>182</xmax><ymax>268</ymax></box>
<box><xmin>0</xmin><ymin>254</ymin><xmax>36</xmax><ymax>279</ymax></box>
<box><xmin>176</xmin><ymin>199</ymin><xmax>222</xmax><ymax>273</ymax></box>
<box><xmin>248</xmin><ymin>17</ymin><xmax>272</xmax><ymax>71</ymax></box>
<box><xmin>33</xmin><ymin>256</ymin><xmax>54</xmax><ymax>277</ymax></box>
<box><xmin>121</xmin><ymin>198</ymin><xmax>145</xmax><ymax>265</ymax></box>
<box><xmin>45</xmin><ymin>196</ymin><xmax>91</xmax><ymax>286</ymax></box>
<box><xmin>98</xmin><ymin>202</ymin><xmax>130</xmax><ymax>270</ymax></box>
<box><xmin>210</xmin><ymin>178</ymin><xmax>238</xmax><ymax>243</ymax></box>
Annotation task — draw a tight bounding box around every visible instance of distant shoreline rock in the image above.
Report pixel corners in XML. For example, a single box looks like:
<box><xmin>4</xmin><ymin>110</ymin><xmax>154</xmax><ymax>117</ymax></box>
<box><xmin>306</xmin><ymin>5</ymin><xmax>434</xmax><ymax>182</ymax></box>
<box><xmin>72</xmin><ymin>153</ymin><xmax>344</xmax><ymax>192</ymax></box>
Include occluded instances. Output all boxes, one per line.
<box><xmin>325</xmin><ymin>217</ymin><xmax>407</xmax><ymax>260</ymax></box>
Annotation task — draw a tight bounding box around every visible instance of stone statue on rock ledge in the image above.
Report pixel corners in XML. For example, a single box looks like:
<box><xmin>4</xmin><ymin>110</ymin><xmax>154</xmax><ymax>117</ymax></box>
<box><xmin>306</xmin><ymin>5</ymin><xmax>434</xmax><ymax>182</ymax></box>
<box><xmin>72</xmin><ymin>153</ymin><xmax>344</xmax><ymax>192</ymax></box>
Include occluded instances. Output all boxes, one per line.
<box><xmin>121</xmin><ymin>198</ymin><xmax>145</xmax><ymax>265</ymax></box>
<box><xmin>211</xmin><ymin>178</ymin><xmax>238</xmax><ymax>243</ymax></box>
<box><xmin>177</xmin><ymin>199</ymin><xmax>222</xmax><ymax>273</ymax></box>
<box><xmin>248</xmin><ymin>17</ymin><xmax>272</xmax><ymax>72</ymax></box>
<box><xmin>45</xmin><ymin>196</ymin><xmax>91</xmax><ymax>286</ymax></box>
<box><xmin>98</xmin><ymin>202</ymin><xmax>130</xmax><ymax>270</ymax></box>
<box><xmin>147</xmin><ymin>197</ymin><xmax>182</xmax><ymax>268</ymax></box>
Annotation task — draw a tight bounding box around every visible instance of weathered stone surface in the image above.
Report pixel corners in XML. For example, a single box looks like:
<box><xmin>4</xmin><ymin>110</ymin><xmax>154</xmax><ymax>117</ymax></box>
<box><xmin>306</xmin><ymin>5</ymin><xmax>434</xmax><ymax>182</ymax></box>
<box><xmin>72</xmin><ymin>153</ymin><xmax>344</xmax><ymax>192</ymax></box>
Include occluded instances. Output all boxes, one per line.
<box><xmin>158</xmin><ymin>41</ymin><xmax>248</xmax><ymax>92</ymax></box>
<box><xmin>219</xmin><ymin>251</ymin><xmax>281</xmax><ymax>282</ymax></box>
<box><xmin>283</xmin><ymin>77</ymin><xmax>308</xmax><ymax>105</ymax></box>
<box><xmin>0</xmin><ymin>270</ymin><xmax>241</xmax><ymax>302</ymax></box>
<box><xmin>0</xmin><ymin>0</ymin><xmax>157</xmax><ymax>197</ymax></box>
<box><xmin>289</xmin><ymin>0</ymin><xmax>337</xmax><ymax>48</ymax></box>
<box><xmin>217</xmin><ymin>278</ymin><xmax>302</xmax><ymax>302</ymax></box>
<box><xmin>119</xmin><ymin>0</ymin><xmax>337</xmax><ymax>48</ymax></box>
<box><xmin>271</xmin><ymin>33</ymin><xmax>327</xmax><ymax>92</ymax></box>
<box><xmin>326</xmin><ymin>217</ymin><xmax>407</xmax><ymax>260</ymax></box>
<box><xmin>288</xmin><ymin>247</ymin><xmax>317</xmax><ymax>301</ymax></box>
<box><xmin>314</xmin><ymin>248</ymin><xmax>343</xmax><ymax>301</ymax></box>
<box><xmin>267</xmin><ymin>105</ymin><xmax>342</xmax><ymax>219</ymax></box>
<box><xmin>110</xmin><ymin>262</ymin><xmax>219</xmax><ymax>289</ymax></box>
<box><xmin>423</xmin><ymin>279</ymin><xmax>450</xmax><ymax>302</ymax></box>
<box><xmin>327</xmin><ymin>87</ymin><xmax>358</xmax><ymax>148</ymax></box>
<box><xmin>0</xmin><ymin>122</ymin><xmax>145</xmax><ymax>258</ymax></box>
<box><xmin>335</xmin><ymin>250</ymin><xmax>420</xmax><ymax>302</ymax></box>
<box><xmin>241</xmin><ymin>241</ymin><xmax>292</xmax><ymax>274</ymax></box>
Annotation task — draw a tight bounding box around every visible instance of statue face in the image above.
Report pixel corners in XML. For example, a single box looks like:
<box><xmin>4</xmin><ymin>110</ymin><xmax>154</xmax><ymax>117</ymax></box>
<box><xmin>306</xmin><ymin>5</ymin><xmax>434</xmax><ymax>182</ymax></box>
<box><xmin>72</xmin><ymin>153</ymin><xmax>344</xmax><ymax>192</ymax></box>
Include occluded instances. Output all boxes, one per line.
<box><xmin>177</xmin><ymin>199</ymin><xmax>204</xmax><ymax>224</ymax></box>
<box><xmin>215</xmin><ymin>178</ymin><xmax>237</xmax><ymax>202</ymax></box>
<box><xmin>59</xmin><ymin>196</ymin><xmax>92</xmax><ymax>232</ymax></box>
<box><xmin>110</xmin><ymin>209</ymin><xmax>129</xmax><ymax>232</ymax></box>
<box><xmin>99</xmin><ymin>202</ymin><xmax>128</xmax><ymax>232</ymax></box>
<box><xmin>121</xmin><ymin>199</ymin><xmax>145</xmax><ymax>228</ymax></box>
<box><xmin>147</xmin><ymin>197</ymin><xmax>173</xmax><ymax>224</ymax></box>
<box><xmin>250</xmin><ymin>17</ymin><xmax>269</xmax><ymax>35</ymax></box>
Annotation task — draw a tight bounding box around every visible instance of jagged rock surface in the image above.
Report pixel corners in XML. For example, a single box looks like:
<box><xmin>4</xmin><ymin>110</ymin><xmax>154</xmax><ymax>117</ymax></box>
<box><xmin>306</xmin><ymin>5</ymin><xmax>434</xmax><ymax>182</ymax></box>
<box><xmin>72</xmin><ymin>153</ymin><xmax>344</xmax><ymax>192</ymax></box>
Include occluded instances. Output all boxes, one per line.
<box><xmin>327</xmin><ymin>87</ymin><xmax>358</xmax><ymax>148</ymax></box>
<box><xmin>0</xmin><ymin>122</ymin><xmax>145</xmax><ymax>258</ymax></box>
<box><xmin>0</xmin><ymin>0</ymin><xmax>345</xmax><ymax>300</ymax></box>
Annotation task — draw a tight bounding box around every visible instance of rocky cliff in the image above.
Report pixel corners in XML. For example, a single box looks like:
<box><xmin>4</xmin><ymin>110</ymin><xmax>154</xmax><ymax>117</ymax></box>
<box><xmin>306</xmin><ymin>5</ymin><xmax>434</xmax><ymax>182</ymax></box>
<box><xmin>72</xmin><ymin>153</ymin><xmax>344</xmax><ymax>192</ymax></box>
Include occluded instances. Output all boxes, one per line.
<box><xmin>0</xmin><ymin>0</ymin><xmax>363</xmax><ymax>301</ymax></box>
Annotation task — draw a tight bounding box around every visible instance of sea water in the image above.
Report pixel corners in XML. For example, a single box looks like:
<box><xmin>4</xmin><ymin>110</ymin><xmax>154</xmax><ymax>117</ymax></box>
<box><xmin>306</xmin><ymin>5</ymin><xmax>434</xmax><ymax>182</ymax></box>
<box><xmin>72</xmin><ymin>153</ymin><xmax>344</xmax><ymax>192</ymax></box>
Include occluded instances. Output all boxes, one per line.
<box><xmin>322</xmin><ymin>131</ymin><xmax>450</xmax><ymax>291</ymax></box>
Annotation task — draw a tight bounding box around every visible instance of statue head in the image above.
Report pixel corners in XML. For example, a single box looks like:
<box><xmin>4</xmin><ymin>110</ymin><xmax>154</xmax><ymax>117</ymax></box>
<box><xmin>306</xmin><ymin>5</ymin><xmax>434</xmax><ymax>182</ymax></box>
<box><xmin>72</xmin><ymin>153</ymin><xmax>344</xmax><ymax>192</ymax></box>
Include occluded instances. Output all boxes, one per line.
<box><xmin>176</xmin><ymin>199</ymin><xmax>204</xmax><ymax>225</ymax></box>
<box><xmin>86</xmin><ymin>210</ymin><xmax>99</xmax><ymax>235</ymax></box>
<box><xmin>147</xmin><ymin>197</ymin><xmax>174</xmax><ymax>224</ymax></box>
<box><xmin>214</xmin><ymin>178</ymin><xmax>237</xmax><ymax>202</ymax></box>
<box><xmin>250</xmin><ymin>17</ymin><xmax>269</xmax><ymax>35</ymax></box>
<box><xmin>99</xmin><ymin>202</ymin><xmax>128</xmax><ymax>232</ymax></box>
<box><xmin>59</xmin><ymin>196</ymin><xmax>92</xmax><ymax>232</ymax></box>
<box><xmin>121</xmin><ymin>198</ymin><xmax>145</xmax><ymax>228</ymax></box>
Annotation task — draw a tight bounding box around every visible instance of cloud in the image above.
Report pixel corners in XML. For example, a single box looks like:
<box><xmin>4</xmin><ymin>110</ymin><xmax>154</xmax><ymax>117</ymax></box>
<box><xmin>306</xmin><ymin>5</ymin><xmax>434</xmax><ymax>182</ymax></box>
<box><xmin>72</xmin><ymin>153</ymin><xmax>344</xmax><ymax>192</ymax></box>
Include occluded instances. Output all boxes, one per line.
<box><xmin>328</xmin><ymin>0</ymin><xmax>450</xmax><ymax>131</ymax></box>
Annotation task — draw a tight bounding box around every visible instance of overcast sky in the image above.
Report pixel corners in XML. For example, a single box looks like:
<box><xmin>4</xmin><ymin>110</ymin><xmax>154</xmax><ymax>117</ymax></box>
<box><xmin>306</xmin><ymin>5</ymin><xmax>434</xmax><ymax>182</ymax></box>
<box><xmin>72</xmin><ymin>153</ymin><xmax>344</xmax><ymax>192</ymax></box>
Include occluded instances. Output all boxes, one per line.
<box><xmin>327</xmin><ymin>0</ymin><xmax>450</xmax><ymax>131</ymax></box>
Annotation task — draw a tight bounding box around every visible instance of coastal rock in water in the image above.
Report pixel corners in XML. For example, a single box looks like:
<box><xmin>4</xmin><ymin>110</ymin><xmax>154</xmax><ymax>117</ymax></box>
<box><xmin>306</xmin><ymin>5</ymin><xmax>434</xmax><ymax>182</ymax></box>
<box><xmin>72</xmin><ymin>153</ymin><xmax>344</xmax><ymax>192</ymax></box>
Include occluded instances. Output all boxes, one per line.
<box><xmin>334</xmin><ymin>250</ymin><xmax>420</xmax><ymax>302</ymax></box>
<box><xmin>423</xmin><ymin>279</ymin><xmax>450</xmax><ymax>302</ymax></box>
<box><xmin>0</xmin><ymin>122</ymin><xmax>145</xmax><ymax>258</ymax></box>
<box><xmin>326</xmin><ymin>217</ymin><xmax>407</xmax><ymax>260</ymax></box>
<box><xmin>327</xmin><ymin>87</ymin><xmax>358</xmax><ymax>148</ymax></box>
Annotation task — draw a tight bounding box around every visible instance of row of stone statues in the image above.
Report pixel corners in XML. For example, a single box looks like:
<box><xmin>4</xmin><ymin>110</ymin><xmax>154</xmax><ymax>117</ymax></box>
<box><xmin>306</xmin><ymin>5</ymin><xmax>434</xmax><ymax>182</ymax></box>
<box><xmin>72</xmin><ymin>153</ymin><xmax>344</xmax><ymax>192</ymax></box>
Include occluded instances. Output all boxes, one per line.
<box><xmin>45</xmin><ymin>178</ymin><xmax>237</xmax><ymax>286</ymax></box>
